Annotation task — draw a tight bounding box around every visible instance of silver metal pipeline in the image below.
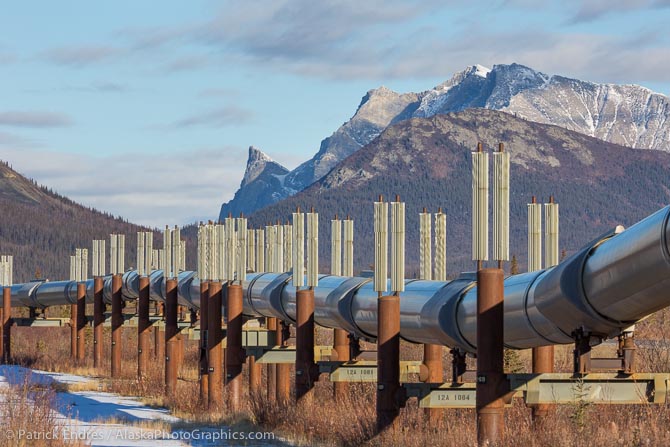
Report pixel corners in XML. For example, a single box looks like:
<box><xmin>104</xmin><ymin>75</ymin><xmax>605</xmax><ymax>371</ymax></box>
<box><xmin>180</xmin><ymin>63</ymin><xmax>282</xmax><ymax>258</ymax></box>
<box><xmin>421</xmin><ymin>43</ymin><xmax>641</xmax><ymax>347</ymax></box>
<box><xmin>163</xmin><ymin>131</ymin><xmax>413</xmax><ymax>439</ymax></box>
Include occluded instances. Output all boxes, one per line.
<box><xmin>7</xmin><ymin>205</ymin><xmax>670</xmax><ymax>352</ymax></box>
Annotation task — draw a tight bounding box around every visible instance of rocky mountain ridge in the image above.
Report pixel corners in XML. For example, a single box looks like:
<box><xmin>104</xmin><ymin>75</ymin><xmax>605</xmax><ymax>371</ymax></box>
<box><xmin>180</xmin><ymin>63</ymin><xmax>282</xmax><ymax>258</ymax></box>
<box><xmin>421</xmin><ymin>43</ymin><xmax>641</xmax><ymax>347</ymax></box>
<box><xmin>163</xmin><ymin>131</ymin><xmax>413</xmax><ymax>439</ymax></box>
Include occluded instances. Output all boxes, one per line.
<box><xmin>220</xmin><ymin>63</ymin><xmax>670</xmax><ymax>219</ymax></box>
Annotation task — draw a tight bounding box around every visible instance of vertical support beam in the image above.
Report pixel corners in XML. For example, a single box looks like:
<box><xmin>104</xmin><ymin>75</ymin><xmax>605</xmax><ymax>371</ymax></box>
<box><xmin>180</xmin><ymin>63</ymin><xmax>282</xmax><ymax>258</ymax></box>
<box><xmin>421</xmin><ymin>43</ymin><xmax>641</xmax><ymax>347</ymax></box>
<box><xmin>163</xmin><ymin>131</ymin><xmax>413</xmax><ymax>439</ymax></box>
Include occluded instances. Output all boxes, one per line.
<box><xmin>374</xmin><ymin>195</ymin><xmax>401</xmax><ymax>432</ymax></box>
<box><xmin>420</xmin><ymin>207</ymin><xmax>442</xmax><ymax>423</ymax></box>
<box><xmin>574</xmin><ymin>332</ymin><xmax>592</xmax><ymax>375</ymax></box>
<box><xmin>476</xmin><ymin>268</ymin><xmax>505</xmax><ymax>447</ymax></box>
<box><xmin>276</xmin><ymin>321</ymin><xmax>291</xmax><ymax>402</ymax></box>
<box><xmin>76</xmin><ymin>282</ymin><xmax>86</xmax><ymax>361</ymax></box>
<box><xmin>208</xmin><ymin>281</ymin><xmax>223</xmax><ymax>409</ymax></box>
<box><xmin>451</xmin><ymin>349</ymin><xmax>467</xmax><ymax>384</ymax></box>
<box><xmin>531</xmin><ymin>345</ymin><xmax>554</xmax><ymax>419</ymax></box>
<box><xmin>248</xmin><ymin>355</ymin><xmax>261</xmax><ymax>395</ymax></box>
<box><xmin>295</xmin><ymin>288</ymin><xmax>316</xmax><ymax>402</ymax></box>
<box><xmin>226</xmin><ymin>283</ymin><xmax>244</xmax><ymax>411</ymax></box>
<box><xmin>137</xmin><ymin>276</ymin><xmax>150</xmax><ymax>381</ymax></box>
<box><xmin>199</xmin><ymin>281</ymin><xmax>209</xmax><ymax>404</ymax></box>
<box><xmin>70</xmin><ymin>303</ymin><xmax>78</xmax><ymax>359</ymax></box>
<box><xmin>266</xmin><ymin>317</ymin><xmax>277</xmax><ymax>401</ymax></box>
<box><xmin>422</xmin><ymin>344</ymin><xmax>443</xmax><ymax>424</ymax></box>
<box><xmin>154</xmin><ymin>303</ymin><xmax>164</xmax><ymax>361</ymax></box>
<box><xmin>531</xmin><ymin>196</ymin><xmax>557</xmax><ymax>422</ymax></box>
<box><xmin>333</xmin><ymin>328</ymin><xmax>350</xmax><ymax>400</ymax></box>
<box><xmin>377</xmin><ymin>293</ymin><xmax>400</xmax><ymax>433</ymax></box>
<box><xmin>93</xmin><ymin>277</ymin><xmax>104</xmax><ymax>368</ymax></box>
<box><xmin>164</xmin><ymin>278</ymin><xmax>179</xmax><ymax>396</ymax></box>
<box><xmin>111</xmin><ymin>273</ymin><xmax>123</xmax><ymax>378</ymax></box>
<box><xmin>1</xmin><ymin>287</ymin><xmax>11</xmax><ymax>363</ymax></box>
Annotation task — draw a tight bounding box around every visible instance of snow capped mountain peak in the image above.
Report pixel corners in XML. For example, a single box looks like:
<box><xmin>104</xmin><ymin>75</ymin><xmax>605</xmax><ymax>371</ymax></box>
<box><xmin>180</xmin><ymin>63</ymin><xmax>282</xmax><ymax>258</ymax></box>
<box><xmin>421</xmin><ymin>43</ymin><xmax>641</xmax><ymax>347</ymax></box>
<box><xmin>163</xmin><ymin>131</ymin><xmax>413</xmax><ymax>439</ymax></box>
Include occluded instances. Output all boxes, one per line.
<box><xmin>220</xmin><ymin>63</ymin><xmax>670</xmax><ymax>219</ymax></box>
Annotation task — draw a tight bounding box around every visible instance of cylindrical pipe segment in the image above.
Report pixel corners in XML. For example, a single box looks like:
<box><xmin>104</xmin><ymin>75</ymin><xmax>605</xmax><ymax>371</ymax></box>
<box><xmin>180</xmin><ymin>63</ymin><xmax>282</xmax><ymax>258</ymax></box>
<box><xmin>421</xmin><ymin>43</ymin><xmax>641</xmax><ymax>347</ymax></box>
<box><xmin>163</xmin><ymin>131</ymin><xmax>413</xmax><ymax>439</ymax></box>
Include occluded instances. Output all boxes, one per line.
<box><xmin>111</xmin><ymin>274</ymin><xmax>123</xmax><ymax>378</ymax></box>
<box><xmin>137</xmin><ymin>276</ymin><xmax>151</xmax><ymax>381</ymax></box>
<box><xmin>93</xmin><ymin>277</ymin><xmax>104</xmax><ymax>368</ymax></box>
<box><xmin>476</xmin><ymin>268</ymin><xmax>505</xmax><ymax>447</ymax></box>
<box><xmin>377</xmin><ymin>294</ymin><xmax>400</xmax><ymax>433</ymax></box>
<box><xmin>2</xmin><ymin>287</ymin><xmax>11</xmax><ymax>363</ymax></box>
<box><xmin>76</xmin><ymin>282</ymin><xmax>86</xmax><ymax>361</ymax></box>
<box><xmin>199</xmin><ymin>281</ymin><xmax>209</xmax><ymax>404</ymax></box>
<box><xmin>226</xmin><ymin>283</ymin><xmax>244</xmax><ymax>411</ymax></box>
<box><xmin>266</xmin><ymin>317</ymin><xmax>277</xmax><ymax>401</ymax></box>
<box><xmin>296</xmin><ymin>288</ymin><xmax>316</xmax><ymax>402</ymax></box>
<box><xmin>333</xmin><ymin>328</ymin><xmax>350</xmax><ymax>400</ymax></box>
<box><xmin>165</xmin><ymin>278</ymin><xmax>179</xmax><ymax>396</ymax></box>
<box><xmin>208</xmin><ymin>281</ymin><xmax>223</xmax><ymax>409</ymax></box>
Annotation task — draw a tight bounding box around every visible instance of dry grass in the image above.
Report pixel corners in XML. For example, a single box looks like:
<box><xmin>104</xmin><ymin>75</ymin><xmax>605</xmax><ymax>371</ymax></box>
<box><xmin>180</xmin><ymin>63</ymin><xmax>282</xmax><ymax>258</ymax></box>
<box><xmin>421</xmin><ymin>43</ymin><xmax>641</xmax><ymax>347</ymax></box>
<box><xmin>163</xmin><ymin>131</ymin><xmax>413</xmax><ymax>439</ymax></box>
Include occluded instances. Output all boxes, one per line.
<box><xmin>0</xmin><ymin>376</ymin><xmax>84</xmax><ymax>447</ymax></box>
<box><xmin>8</xmin><ymin>313</ymin><xmax>670</xmax><ymax>446</ymax></box>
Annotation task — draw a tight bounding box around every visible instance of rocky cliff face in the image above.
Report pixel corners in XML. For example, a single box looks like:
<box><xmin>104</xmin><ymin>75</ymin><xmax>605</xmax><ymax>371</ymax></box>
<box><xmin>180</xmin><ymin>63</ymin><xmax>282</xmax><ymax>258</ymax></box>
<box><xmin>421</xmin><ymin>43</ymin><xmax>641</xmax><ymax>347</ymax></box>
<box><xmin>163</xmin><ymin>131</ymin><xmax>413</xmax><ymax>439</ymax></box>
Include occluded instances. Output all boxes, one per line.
<box><xmin>285</xmin><ymin>86</ymin><xmax>422</xmax><ymax>191</ymax></box>
<box><xmin>219</xmin><ymin>146</ymin><xmax>291</xmax><ymax>219</ymax></box>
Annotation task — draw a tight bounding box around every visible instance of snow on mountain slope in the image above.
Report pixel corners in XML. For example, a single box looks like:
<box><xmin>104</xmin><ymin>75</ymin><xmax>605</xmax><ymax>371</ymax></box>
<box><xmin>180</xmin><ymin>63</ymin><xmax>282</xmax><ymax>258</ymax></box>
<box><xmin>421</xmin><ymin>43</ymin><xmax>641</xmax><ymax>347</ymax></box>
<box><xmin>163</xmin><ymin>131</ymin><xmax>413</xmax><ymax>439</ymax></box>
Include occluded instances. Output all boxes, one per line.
<box><xmin>220</xmin><ymin>63</ymin><xmax>670</xmax><ymax>217</ymax></box>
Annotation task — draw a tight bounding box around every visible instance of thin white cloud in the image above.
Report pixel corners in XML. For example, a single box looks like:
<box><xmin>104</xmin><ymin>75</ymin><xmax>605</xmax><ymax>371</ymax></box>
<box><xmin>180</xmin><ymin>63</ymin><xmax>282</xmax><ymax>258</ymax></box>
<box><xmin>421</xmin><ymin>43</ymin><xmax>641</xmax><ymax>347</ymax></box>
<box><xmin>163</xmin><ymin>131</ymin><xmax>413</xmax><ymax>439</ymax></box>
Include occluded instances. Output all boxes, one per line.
<box><xmin>0</xmin><ymin>111</ymin><xmax>72</xmax><ymax>128</ymax></box>
<box><xmin>64</xmin><ymin>81</ymin><xmax>129</xmax><ymax>93</ymax></box>
<box><xmin>2</xmin><ymin>146</ymin><xmax>247</xmax><ymax>227</ymax></box>
<box><xmin>569</xmin><ymin>0</ymin><xmax>668</xmax><ymax>22</ymax></box>
<box><xmin>172</xmin><ymin>106</ymin><xmax>254</xmax><ymax>128</ymax></box>
<box><xmin>196</xmin><ymin>88</ymin><xmax>240</xmax><ymax>99</ymax></box>
<box><xmin>0</xmin><ymin>131</ymin><xmax>38</xmax><ymax>148</ymax></box>
<box><xmin>43</xmin><ymin>45</ymin><xmax>120</xmax><ymax>67</ymax></box>
<box><xmin>163</xmin><ymin>55</ymin><xmax>210</xmax><ymax>72</ymax></box>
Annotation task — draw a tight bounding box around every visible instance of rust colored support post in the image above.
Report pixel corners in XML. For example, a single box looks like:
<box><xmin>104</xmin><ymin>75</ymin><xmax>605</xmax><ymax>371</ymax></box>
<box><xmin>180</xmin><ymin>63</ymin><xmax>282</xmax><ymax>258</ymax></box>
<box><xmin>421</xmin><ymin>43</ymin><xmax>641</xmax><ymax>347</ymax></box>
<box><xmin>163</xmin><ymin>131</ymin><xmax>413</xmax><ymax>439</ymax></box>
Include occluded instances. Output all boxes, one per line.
<box><xmin>207</xmin><ymin>281</ymin><xmax>223</xmax><ymax>409</ymax></box>
<box><xmin>137</xmin><ymin>276</ymin><xmax>151</xmax><ymax>382</ymax></box>
<box><xmin>476</xmin><ymin>269</ymin><xmax>505</xmax><ymax>447</ymax></box>
<box><xmin>276</xmin><ymin>321</ymin><xmax>291</xmax><ymax>402</ymax></box>
<box><xmin>2</xmin><ymin>287</ymin><xmax>11</xmax><ymax>363</ymax></box>
<box><xmin>530</xmin><ymin>345</ymin><xmax>554</xmax><ymax>422</ymax></box>
<box><xmin>248</xmin><ymin>355</ymin><xmax>261</xmax><ymax>395</ymax></box>
<box><xmin>165</xmin><ymin>278</ymin><xmax>179</xmax><ymax>396</ymax></box>
<box><xmin>422</xmin><ymin>344</ymin><xmax>443</xmax><ymax>424</ymax></box>
<box><xmin>76</xmin><ymin>283</ymin><xmax>86</xmax><ymax>361</ymax></box>
<box><xmin>176</xmin><ymin>332</ymin><xmax>184</xmax><ymax>379</ymax></box>
<box><xmin>333</xmin><ymin>328</ymin><xmax>350</xmax><ymax>400</ymax></box>
<box><xmin>93</xmin><ymin>277</ymin><xmax>104</xmax><ymax>368</ymax></box>
<box><xmin>377</xmin><ymin>293</ymin><xmax>401</xmax><ymax>433</ymax></box>
<box><xmin>226</xmin><ymin>283</ymin><xmax>245</xmax><ymax>411</ymax></box>
<box><xmin>199</xmin><ymin>281</ymin><xmax>209</xmax><ymax>404</ymax></box>
<box><xmin>70</xmin><ymin>303</ymin><xmax>78</xmax><ymax>359</ymax></box>
<box><xmin>111</xmin><ymin>274</ymin><xmax>123</xmax><ymax>378</ymax></box>
<box><xmin>296</xmin><ymin>288</ymin><xmax>317</xmax><ymax>403</ymax></box>
<box><xmin>154</xmin><ymin>302</ymin><xmax>165</xmax><ymax>361</ymax></box>
<box><xmin>266</xmin><ymin>317</ymin><xmax>277</xmax><ymax>401</ymax></box>
<box><xmin>622</xmin><ymin>332</ymin><xmax>636</xmax><ymax>374</ymax></box>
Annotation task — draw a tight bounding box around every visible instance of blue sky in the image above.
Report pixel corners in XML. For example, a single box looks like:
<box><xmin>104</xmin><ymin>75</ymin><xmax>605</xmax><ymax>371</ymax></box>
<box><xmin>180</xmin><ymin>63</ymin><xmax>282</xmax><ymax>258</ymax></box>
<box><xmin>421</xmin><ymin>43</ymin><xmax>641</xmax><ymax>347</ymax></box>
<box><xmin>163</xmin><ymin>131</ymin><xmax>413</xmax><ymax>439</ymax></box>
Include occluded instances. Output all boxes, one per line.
<box><xmin>1</xmin><ymin>0</ymin><xmax>669</xmax><ymax>226</ymax></box>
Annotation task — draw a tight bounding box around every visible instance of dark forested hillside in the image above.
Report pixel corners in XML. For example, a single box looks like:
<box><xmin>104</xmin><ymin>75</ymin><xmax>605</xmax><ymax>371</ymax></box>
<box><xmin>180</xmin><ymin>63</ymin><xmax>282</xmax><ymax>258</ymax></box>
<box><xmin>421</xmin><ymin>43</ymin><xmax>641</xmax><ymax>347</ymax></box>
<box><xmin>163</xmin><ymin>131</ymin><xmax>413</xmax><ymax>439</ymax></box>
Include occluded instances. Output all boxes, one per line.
<box><xmin>248</xmin><ymin>109</ymin><xmax>670</xmax><ymax>276</ymax></box>
<box><xmin>0</xmin><ymin>161</ymin><xmax>162</xmax><ymax>282</ymax></box>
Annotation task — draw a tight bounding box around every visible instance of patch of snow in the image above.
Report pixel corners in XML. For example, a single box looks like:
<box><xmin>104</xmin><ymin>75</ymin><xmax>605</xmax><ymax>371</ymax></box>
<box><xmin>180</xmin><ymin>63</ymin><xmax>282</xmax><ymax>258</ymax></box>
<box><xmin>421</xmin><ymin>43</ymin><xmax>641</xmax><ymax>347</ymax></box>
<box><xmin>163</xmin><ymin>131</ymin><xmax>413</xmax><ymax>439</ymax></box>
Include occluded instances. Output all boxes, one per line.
<box><xmin>474</xmin><ymin>64</ymin><xmax>491</xmax><ymax>78</ymax></box>
<box><xmin>0</xmin><ymin>366</ymin><xmax>284</xmax><ymax>447</ymax></box>
<box><xmin>271</xmin><ymin>173</ymin><xmax>288</xmax><ymax>187</ymax></box>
